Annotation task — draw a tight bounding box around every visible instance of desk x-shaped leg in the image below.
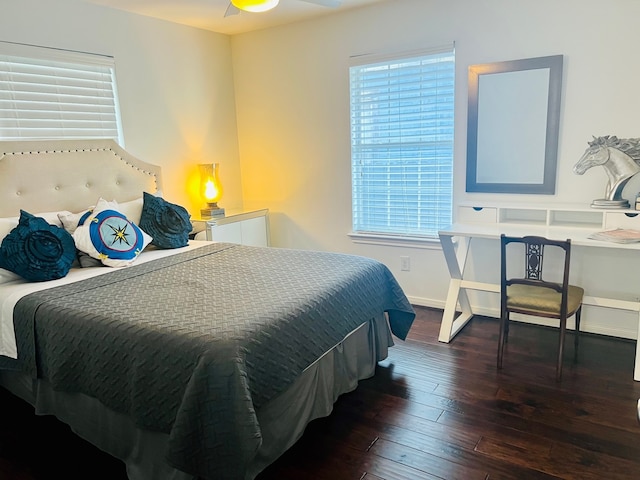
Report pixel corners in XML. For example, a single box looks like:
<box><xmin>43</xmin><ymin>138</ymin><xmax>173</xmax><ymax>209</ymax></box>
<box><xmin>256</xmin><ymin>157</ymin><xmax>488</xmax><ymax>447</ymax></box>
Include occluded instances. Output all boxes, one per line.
<box><xmin>438</xmin><ymin>233</ymin><xmax>475</xmax><ymax>342</ymax></box>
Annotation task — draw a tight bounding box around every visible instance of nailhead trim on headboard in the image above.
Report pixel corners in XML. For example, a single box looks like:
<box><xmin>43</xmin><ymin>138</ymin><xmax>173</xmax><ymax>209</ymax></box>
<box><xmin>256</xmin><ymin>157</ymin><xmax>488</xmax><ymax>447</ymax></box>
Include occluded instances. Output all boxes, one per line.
<box><xmin>0</xmin><ymin>139</ymin><xmax>163</xmax><ymax>218</ymax></box>
<box><xmin>2</xmin><ymin>147</ymin><xmax>159</xmax><ymax>187</ymax></box>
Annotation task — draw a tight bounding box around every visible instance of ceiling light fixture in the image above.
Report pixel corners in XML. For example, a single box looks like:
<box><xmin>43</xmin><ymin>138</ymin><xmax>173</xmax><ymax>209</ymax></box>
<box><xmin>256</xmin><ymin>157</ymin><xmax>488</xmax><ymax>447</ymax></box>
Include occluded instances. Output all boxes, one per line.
<box><xmin>231</xmin><ymin>0</ymin><xmax>280</xmax><ymax>13</ymax></box>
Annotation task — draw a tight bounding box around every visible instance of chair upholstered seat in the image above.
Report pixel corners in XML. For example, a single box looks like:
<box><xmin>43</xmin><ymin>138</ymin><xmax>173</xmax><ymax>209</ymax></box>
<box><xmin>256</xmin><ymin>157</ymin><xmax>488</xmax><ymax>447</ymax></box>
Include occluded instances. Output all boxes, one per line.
<box><xmin>507</xmin><ymin>284</ymin><xmax>584</xmax><ymax>317</ymax></box>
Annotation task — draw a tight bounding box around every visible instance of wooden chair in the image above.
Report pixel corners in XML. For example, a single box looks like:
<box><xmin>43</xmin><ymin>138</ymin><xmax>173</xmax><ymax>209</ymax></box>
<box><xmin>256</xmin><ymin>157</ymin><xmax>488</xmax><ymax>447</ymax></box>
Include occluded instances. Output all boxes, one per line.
<box><xmin>498</xmin><ymin>234</ymin><xmax>584</xmax><ymax>381</ymax></box>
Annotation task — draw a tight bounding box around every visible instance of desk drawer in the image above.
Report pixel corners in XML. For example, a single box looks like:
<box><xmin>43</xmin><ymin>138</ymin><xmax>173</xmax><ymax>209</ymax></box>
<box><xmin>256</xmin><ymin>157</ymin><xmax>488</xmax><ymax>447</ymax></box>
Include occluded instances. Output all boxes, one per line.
<box><xmin>604</xmin><ymin>211</ymin><xmax>640</xmax><ymax>229</ymax></box>
<box><xmin>457</xmin><ymin>206</ymin><xmax>497</xmax><ymax>223</ymax></box>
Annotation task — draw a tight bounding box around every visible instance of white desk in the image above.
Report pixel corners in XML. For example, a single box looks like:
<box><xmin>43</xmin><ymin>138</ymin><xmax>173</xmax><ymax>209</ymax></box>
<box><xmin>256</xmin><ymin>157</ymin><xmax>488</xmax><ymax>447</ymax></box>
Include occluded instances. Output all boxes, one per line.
<box><xmin>438</xmin><ymin>221</ymin><xmax>640</xmax><ymax>381</ymax></box>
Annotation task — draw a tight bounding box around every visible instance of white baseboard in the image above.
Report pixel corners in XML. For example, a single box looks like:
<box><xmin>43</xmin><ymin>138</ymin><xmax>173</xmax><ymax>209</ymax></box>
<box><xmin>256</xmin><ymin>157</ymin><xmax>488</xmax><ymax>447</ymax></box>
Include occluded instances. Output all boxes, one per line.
<box><xmin>405</xmin><ymin>295</ymin><xmax>637</xmax><ymax>340</ymax></box>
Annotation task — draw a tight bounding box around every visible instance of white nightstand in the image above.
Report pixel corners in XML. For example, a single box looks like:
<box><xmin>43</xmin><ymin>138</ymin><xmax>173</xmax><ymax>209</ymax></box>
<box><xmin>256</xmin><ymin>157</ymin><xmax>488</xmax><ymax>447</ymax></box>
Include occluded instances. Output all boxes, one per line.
<box><xmin>192</xmin><ymin>209</ymin><xmax>269</xmax><ymax>247</ymax></box>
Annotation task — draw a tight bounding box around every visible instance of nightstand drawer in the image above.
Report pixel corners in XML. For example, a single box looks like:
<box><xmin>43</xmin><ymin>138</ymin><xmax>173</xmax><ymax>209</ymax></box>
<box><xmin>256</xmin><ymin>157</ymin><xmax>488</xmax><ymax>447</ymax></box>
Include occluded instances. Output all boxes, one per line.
<box><xmin>205</xmin><ymin>209</ymin><xmax>269</xmax><ymax>246</ymax></box>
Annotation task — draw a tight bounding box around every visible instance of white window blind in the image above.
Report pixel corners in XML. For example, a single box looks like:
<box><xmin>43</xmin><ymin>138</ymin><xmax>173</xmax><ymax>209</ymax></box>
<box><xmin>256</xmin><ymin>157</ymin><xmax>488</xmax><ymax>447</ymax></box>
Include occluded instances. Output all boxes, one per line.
<box><xmin>0</xmin><ymin>42</ymin><xmax>123</xmax><ymax>143</ymax></box>
<box><xmin>350</xmin><ymin>46</ymin><xmax>454</xmax><ymax>238</ymax></box>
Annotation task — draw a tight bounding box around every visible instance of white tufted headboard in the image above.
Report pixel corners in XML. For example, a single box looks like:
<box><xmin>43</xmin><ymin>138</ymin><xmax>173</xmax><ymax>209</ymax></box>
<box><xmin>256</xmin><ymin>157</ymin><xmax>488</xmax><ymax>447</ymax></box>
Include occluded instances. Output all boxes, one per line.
<box><xmin>0</xmin><ymin>139</ymin><xmax>163</xmax><ymax>217</ymax></box>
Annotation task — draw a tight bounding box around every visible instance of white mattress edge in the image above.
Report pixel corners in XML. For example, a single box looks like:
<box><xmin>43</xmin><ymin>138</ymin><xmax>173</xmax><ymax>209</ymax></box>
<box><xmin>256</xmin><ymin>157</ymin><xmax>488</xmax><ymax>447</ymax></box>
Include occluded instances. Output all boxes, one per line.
<box><xmin>0</xmin><ymin>240</ymin><xmax>212</xmax><ymax>359</ymax></box>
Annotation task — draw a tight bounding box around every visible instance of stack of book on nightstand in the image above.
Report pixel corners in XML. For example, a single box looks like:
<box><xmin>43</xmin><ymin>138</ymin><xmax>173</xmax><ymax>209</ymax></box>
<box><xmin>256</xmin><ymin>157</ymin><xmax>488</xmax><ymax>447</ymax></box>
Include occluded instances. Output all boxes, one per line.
<box><xmin>588</xmin><ymin>228</ymin><xmax>640</xmax><ymax>243</ymax></box>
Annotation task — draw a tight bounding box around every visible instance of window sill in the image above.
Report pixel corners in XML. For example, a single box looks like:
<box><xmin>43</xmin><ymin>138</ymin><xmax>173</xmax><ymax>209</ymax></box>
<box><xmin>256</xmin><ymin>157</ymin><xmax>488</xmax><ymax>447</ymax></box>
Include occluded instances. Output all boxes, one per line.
<box><xmin>348</xmin><ymin>232</ymin><xmax>442</xmax><ymax>249</ymax></box>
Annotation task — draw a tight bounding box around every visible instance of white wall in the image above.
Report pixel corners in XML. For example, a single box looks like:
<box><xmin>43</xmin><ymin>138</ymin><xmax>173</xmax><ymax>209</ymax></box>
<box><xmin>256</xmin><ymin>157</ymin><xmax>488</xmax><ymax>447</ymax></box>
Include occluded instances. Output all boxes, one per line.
<box><xmin>0</xmin><ymin>0</ymin><xmax>243</xmax><ymax>215</ymax></box>
<box><xmin>231</xmin><ymin>0</ymin><xmax>640</xmax><ymax>338</ymax></box>
<box><xmin>3</xmin><ymin>0</ymin><xmax>638</xmax><ymax>339</ymax></box>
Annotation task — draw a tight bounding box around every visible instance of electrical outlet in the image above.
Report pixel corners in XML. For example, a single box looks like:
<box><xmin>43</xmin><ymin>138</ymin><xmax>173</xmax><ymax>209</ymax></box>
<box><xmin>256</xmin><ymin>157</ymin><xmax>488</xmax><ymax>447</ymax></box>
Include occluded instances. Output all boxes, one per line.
<box><xmin>400</xmin><ymin>256</ymin><xmax>410</xmax><ymax>271</ymax></box>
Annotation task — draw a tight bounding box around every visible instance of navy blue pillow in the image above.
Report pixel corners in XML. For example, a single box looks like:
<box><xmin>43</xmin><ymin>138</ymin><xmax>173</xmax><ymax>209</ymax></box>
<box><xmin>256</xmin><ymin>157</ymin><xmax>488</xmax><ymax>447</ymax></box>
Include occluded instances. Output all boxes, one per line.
<box><xmin>0</xmin><ymin>210</ymin><xmax>76</xmax><ymax>282</ymax></box>
<box><xmin>139</xmin><ymin>192</ymin><xmax>192</xmax><ymax>249</ymax></box>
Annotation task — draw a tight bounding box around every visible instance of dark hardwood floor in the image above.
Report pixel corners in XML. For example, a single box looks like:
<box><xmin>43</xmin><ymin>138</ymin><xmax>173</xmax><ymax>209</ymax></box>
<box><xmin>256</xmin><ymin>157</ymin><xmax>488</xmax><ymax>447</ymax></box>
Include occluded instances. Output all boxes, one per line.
<box><xmin>1</xmin><ymin>306</ymin><xmax>639</xmax><ymax>479</ymax></box>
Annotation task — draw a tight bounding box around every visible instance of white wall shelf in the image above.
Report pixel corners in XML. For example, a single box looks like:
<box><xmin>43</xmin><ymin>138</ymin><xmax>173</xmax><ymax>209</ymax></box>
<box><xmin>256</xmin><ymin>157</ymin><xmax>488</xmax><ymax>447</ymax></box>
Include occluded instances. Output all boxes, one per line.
<box><xmin>457</xmin><ymin>202</ymin><xmax>640</xmax><ymax>230</ymax></box>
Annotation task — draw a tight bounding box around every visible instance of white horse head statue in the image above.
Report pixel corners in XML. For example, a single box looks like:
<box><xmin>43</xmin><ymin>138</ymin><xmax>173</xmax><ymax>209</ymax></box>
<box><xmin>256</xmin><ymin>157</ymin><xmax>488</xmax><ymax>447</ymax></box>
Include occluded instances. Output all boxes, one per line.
<box><xmin>574</xmin><ymin>135</ymin><xmax>640</xmax><ymax>206</ymax></box>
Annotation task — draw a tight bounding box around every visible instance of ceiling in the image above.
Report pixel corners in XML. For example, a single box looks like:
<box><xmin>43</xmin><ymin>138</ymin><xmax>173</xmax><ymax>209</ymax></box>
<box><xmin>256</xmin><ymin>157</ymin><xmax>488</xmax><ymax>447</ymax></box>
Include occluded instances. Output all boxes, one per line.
<box><xmin>78</xmin><ymin>0</ymin><xmax>389</xmax><ymax>36</ymax></box>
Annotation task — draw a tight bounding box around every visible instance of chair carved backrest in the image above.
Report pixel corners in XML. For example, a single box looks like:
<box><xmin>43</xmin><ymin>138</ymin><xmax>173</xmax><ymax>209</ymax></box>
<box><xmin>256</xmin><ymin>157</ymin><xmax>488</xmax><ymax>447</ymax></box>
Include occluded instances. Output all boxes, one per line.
<box><xmin>501</xmin><ymin>235</ymin><xmax>572</xmax><ymax>313</ymax></box>
<box><xmin>525</xmin><ymin>241</ymin><xmax>544</xmax><ymax>281</ymax></box>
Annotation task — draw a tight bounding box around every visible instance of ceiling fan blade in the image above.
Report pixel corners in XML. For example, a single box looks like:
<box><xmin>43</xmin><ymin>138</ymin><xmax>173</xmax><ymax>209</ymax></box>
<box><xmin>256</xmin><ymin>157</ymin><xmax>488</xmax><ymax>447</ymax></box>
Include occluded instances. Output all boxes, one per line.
<box><xmin>299</xmin><ymin>0</ymin><xmax>343</xmax><ymax>7</ymax></box>
<box><xmin>224</xmin><ymin>2</ymin><xmax>241</xmax><ymax>17</ymax></box>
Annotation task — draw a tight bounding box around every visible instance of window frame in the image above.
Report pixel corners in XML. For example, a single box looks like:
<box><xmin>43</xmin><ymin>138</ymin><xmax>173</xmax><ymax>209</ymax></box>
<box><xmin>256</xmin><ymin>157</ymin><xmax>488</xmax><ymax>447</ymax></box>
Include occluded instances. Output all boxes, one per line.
<box><xmin>349</xmin><ymin>45</ymin><xmax>455</xmax><ymax>243</ymax></box>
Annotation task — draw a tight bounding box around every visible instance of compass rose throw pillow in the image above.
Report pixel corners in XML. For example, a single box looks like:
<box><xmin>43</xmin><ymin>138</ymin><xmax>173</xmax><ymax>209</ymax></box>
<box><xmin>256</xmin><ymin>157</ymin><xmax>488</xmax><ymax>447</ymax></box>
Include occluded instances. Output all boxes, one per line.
<box><xmin>73</xmin><ymin>198</ymin><xmax>152</xmax><ymax>267</ymax></box>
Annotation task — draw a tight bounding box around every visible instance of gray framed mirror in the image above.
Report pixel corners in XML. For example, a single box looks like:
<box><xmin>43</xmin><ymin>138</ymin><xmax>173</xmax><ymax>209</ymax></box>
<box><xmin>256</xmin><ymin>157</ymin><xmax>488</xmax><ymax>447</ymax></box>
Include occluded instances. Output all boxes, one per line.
<box><xmin>465</xmin><ymin>55</ymin><xmax>563</xmax><ymax>194</ymax></box>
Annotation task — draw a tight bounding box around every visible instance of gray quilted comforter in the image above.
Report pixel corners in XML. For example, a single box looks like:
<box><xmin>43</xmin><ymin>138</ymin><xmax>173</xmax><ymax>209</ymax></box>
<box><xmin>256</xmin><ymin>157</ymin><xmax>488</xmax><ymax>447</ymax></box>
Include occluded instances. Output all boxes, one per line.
<box><xmin>10</xmin><ymin>243</ymin><xmax>415</xmax><ymax>479</ymax></box>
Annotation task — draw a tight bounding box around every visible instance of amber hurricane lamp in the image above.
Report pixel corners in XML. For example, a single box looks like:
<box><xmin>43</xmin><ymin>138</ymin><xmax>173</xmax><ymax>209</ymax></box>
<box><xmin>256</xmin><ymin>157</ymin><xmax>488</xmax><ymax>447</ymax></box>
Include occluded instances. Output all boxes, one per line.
<box><xmin>199</xmin><ymin>163</ymin><xmax>225</xmax><ymax>219</ymax></box>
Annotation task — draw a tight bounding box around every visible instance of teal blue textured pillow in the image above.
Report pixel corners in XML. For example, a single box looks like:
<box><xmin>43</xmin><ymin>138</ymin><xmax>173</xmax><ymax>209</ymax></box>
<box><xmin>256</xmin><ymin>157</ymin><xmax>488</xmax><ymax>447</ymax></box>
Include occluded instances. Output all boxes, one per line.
<box><xmin>139</xmin><ymin>192</ymin><xmax>192</xmax><ymax>249</ymax></box>
<box><xmin>0</xmin><ymin>210</ymin><xmax>76</xmax><ymax>282</ymax></box>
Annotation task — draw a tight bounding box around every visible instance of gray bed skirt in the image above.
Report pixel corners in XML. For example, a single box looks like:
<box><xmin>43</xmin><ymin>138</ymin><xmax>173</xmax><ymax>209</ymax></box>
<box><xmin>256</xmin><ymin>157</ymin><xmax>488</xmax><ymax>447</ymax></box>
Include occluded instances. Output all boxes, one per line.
<box><xmin>0</xmin><ymin>313</ymin><xmax>393</xmax><ymax>480</ymax></box>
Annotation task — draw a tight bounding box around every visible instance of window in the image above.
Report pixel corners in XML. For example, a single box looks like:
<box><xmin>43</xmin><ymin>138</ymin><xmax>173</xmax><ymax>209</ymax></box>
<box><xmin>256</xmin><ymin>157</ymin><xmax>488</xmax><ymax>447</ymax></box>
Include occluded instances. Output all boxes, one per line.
<box><xmin>349</xmin><ymin>46</ymin><xmax>455</xmax><ymax>239</ymax></box>
<box><xmin>0</xmin><ymin>42</ymin><xmax>123</xmax><ymax>144</ymax></box>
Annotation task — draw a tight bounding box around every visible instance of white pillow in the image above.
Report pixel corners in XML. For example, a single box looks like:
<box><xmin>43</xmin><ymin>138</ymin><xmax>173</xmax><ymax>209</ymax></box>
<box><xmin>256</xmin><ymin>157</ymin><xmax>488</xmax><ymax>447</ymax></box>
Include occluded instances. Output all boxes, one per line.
<box><xmin>0</xmin><ymin>218</ymin><xmax>16</xmax><ymax>244</ymax></box>
<box><xmin>119</xmin><ymin>197</ymin><xmax>144</xmax><ymax>224</ymax></box>
<box><xmin>0</xmin><ymin>267</ymin><xmax>22</xmax><ymax>284</ymax></box>
<box><xmin>73</xmin><ymin>198</ymin><xmax>152</xmax><ymax>268</ymax></box>
<box><xmin>58</xmin><ymin>208</ymin><xmax>94</xmax><ymax>235</ymax></box>
<box><xmin>58</xmin><ymin>197</ymin><xmax>144</xmax><ymax>235</ymax></box>
<box><xmin>0</xmin><ymin>218</ymin><xmax>19</xmax><ymax>283</ymax></box>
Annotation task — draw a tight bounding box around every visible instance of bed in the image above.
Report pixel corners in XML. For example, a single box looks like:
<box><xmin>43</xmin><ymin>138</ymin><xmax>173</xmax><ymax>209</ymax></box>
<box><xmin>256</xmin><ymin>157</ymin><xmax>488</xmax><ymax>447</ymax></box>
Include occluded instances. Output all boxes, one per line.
<box><xmin>0</xmin><ymin>138</ymin><xmax>416</xmax><ymax>480</ymax></box>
